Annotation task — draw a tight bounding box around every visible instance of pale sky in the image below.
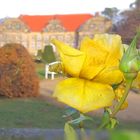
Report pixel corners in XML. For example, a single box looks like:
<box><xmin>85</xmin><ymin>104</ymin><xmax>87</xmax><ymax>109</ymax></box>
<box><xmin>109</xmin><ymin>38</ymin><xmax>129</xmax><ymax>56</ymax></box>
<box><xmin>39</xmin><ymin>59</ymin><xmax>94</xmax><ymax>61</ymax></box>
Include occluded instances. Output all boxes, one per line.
<box><xmin>0</xmin><ymin>0</ymin><xmax>135</xmax><ymax>18</ymax></box>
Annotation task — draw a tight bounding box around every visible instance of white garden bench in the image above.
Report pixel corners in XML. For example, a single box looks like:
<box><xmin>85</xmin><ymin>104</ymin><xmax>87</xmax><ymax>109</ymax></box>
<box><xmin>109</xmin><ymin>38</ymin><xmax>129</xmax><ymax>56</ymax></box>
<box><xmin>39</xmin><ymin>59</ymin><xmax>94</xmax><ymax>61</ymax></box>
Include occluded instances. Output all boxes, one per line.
<box><xmin>45</xmin><ymin>61</ymin><xmax>61</xmax><ymax>80</ymax></box>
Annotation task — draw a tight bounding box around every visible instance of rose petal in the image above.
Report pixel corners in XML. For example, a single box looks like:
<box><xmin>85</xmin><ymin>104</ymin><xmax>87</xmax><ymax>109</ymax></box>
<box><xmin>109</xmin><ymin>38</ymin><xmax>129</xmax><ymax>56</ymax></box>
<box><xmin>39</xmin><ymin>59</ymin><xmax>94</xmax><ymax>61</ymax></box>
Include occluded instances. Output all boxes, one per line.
<box><xmin>53</xmin><ymin>78</ymin><xmax>115</xmax><ymax>113</ymax></box>
<box><xmin>51</xmin><ymin>39</ymin><xmax>85</xmax><ymax>77</ymax></box>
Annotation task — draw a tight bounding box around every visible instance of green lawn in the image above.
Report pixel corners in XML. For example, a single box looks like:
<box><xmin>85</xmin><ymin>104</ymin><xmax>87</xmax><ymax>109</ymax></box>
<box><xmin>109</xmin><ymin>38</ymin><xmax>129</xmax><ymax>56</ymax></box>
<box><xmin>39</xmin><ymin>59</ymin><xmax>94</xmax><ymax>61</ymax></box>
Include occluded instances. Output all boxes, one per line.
<box><xmin>0</xmin><ymin>97</ymin><xmax>140</xmax><ymax>130</ymax></box>
<box><xmin>35</xmin><ymin>62</ymin><xmax>45</xmax><ymax>79</ymax></box>
<box><xmin>0</xmin><ymin>97</ymin><xmax>65</xmax><ymax>128</ymax></box>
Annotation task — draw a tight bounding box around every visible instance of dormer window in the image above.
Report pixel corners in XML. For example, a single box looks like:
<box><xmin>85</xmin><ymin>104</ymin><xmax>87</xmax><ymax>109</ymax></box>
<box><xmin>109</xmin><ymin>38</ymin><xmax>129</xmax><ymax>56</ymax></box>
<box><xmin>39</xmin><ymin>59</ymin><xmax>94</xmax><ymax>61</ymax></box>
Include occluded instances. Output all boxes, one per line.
<box><xmin>16</xmin><ymin>24</ymin><xmax>21</xmax><ymax>30</ymax></box>
<box><xmin>43</xmin><ymin>19</ymin><xmax>66</xmax><ymax>32</ymax></box>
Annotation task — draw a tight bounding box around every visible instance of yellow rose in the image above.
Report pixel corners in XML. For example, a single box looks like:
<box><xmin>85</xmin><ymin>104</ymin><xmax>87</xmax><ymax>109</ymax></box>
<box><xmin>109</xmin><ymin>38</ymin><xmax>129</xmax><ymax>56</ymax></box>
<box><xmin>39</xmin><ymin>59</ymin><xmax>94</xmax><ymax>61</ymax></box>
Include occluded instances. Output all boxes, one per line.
<box><xmin>51</xmin><ymin>34</ymin><xmax>124</xmax><ymax>113</ymax></box>
<box><xmin>132</xmin><ymin>71</ymin><xmax>140</xmax><ymax>89</ymax></box>
<box><xmin>114</xmin><ymin>83</ymin><xmax>128</xmax><ymax>110</ymax></box>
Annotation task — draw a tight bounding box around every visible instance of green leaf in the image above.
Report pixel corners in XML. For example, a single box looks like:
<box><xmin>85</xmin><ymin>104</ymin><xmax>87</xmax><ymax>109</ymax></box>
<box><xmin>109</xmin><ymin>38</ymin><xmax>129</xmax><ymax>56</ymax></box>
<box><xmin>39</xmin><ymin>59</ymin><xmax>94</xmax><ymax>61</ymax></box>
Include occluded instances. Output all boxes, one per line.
<box><xmin>69</xmin><ymin>114</ymin><xmax>94</xmax><ymax>125</ymax></box>
<box><xmin>112</xmin><ymin>81</ymin><xmax>123</xmax><ymax>90</ymax></box>
<box><xmin>107</xmin><ymin>118</ymin><xmax>119</xmax><ymax>129</ymax></box>
<box><xmin>63</xmin><ymin>107</ymin><xmax>78</xmax><ymax>118</ymax></box>
<box><xmin>64</xmin><ymin>123</ymin><xmax>78</xmax><ymax>140</ymax></box>
<box><xmin>99</xmin><ymin>108</ymin><xmax>116</xmax><ymax>129</ymax></box>
<box><xmin>119</xmin><ymin>32</ymin><xmax>140</xmax><ymax>74</ymax></box>
<box><xmin>101</xmin><ymin>108</ymin><xmax>111</xmax><ymax>125</ymax></box>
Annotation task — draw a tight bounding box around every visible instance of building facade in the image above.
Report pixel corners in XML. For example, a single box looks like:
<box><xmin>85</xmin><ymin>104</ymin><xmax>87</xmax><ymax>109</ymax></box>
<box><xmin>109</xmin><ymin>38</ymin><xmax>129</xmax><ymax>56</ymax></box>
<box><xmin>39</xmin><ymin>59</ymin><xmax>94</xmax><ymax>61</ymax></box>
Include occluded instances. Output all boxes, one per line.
<box><xmin>0</xmin><ymin>14</ymin><xmax>112</xmax><ymax>55</ymax></box>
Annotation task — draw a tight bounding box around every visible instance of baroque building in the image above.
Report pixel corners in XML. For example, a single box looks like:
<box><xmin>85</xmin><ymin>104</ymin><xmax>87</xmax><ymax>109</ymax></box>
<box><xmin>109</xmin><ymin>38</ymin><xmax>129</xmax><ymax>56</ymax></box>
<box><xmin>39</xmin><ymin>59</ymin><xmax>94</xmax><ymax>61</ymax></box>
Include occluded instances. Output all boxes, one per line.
<box><xmin>0</xmin><ymin>14</ymin><xmax>112</xmax><ymax>54</ymax></box>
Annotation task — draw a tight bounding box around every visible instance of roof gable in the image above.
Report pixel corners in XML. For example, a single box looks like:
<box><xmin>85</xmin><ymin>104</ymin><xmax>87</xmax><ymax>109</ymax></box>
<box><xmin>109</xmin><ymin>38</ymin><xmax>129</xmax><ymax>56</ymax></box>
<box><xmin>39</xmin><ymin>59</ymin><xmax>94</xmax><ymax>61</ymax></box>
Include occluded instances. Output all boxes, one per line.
<box><xmin>43</xmin><ymin>19</ymin><xmax>66</xmax><ymax>32</ymax></box>
<box><xmin>0</xmin><ymin>18</ymin><xmax>29</xmax><ymax>32</ymax></box>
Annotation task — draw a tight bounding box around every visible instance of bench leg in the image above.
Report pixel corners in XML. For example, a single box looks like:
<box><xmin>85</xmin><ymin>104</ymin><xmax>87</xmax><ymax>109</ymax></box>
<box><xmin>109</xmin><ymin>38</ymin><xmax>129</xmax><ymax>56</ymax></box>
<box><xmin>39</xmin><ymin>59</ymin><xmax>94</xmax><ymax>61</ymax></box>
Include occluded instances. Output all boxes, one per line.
<box><xmin>51</xmin><ymin>74</ymin><xmax>54</xmax><ymax>80</ymax></box>
<box><xmin>45</xmin><ymin>73</ymin><xmax>48</xmax><ymax>79</ymax></box>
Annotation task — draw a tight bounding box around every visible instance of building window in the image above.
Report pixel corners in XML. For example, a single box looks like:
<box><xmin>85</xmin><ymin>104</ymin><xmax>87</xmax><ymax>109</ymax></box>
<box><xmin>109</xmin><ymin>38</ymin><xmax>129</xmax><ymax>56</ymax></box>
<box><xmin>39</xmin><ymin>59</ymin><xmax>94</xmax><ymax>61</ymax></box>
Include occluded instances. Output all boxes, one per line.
<box><xmin>37</xmin><ymin>35</ymin><xmax>42</xmax><ymax>41</ymax></box>
<box><xmin>32</xmin><ymin>41</ymin><xmax>36</xmax><ymax>48</ymax></box>
<box><xmin>16</xmin><ymin>24</ymin><xmax>21</xmax><ymax>30</ymax></box>
<box><xmin>32</xmin><ymin>35</ymin><xmax>36</xmax><ymax>40</ymax></box>
<box><xmin>6</xmin><ymin>24</ymin><xmax>12</xmax><ymax>30</ymax></box>
<box><xmin>57</xmin><ymin>35</ymin><xmax>64</xmax><ymax>41</ymax></box>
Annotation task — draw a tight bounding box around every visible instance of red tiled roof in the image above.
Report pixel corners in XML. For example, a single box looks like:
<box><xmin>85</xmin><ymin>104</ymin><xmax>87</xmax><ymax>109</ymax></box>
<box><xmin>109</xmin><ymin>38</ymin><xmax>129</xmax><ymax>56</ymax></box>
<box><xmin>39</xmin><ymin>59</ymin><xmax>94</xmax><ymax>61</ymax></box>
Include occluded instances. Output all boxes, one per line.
<box><xmin>19</xmin><ymin>14</ymin><xmax>93</xmax><ymax>32</ymax></box>
<box><xmin>56</xmin><ymin>14</ymin><xmax>93</xmax><ymax>31</ymax></box>
<box><xmin>19</xmin><ymin>15</ymin><xmax>53</xmax><ymax>32</ymax></box>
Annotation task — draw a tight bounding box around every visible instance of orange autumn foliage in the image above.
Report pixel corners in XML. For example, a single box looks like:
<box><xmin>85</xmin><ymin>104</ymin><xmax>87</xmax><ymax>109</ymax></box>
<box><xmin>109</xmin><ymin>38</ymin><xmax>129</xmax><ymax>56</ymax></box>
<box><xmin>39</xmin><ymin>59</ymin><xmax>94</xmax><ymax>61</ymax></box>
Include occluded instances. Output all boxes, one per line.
<box><xmin>0</xmin><ymin>43</ymin><xmax>39</xmax><ymax>97</ymax></box>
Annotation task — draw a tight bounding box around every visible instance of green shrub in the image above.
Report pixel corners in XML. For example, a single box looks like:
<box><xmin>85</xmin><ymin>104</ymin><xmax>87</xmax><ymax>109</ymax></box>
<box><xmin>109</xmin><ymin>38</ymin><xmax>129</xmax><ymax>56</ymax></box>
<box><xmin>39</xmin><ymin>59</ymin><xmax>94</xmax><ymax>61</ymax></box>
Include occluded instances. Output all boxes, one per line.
<box><xmin>42</xmin><ymin>45</ymin><xmax>56</xmax><ymax>63</ymax></box>
<box><xmin>36</xmin><ymin>45</ymin><xmax>56</xmax><ymax>64</ymax></box>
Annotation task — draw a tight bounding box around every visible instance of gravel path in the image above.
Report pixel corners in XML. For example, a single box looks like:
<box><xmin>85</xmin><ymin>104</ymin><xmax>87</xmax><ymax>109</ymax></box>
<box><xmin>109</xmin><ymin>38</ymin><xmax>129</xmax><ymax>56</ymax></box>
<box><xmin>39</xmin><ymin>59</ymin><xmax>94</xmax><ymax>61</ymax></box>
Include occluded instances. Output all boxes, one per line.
<box><xmin>0</xmin><ymin>128</ymin><xmax>109</xmax><ymax>140</ymax></box>
<box><xmin>0</xmin><ymin>128</ymin><xmax>64</xmax><ymax>140</ymax></box>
